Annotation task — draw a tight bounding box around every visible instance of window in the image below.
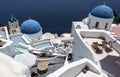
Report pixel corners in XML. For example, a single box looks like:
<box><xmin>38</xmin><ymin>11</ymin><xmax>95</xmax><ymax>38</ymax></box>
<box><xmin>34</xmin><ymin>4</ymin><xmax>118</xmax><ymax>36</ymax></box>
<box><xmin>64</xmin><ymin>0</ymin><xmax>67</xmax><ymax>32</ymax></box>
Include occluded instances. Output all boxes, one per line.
<box><xmin>12</xmin><ymin>24</ymin><xmax>14</xmax><ymax>27</ymax></box>
<box><xmin>95</xmin><ymin>22</ymin><xmax>99</xmax><ymax>28</ymax></box>
<box><xmin>76</xmin><ymin>25</ymin><xmax>81</xmax><ymax>29</ymax></box>
<box><xmin>105</xmin><ymin>23</ymin><xmax>108</xmax><ymax>29</ymax></box>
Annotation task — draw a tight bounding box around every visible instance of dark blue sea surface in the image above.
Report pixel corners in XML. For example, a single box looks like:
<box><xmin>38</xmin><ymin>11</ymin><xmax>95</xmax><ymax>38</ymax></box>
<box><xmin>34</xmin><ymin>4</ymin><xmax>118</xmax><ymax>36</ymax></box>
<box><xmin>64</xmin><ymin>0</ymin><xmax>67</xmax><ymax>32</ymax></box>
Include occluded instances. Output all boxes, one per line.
<box><xmin>0</xmin><ymin>0</ymin><xmax>119</xmax><ymax>35</ymax></box>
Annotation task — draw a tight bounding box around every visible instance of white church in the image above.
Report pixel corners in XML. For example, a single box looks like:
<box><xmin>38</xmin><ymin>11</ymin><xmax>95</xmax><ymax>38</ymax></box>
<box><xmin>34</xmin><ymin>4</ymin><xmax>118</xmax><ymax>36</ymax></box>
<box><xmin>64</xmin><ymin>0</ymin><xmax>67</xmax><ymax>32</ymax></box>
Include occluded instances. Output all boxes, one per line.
<box><xmin>8</xmin><ymin>15</ymin><xmax>43</xmax><ymax>40</ymax></box>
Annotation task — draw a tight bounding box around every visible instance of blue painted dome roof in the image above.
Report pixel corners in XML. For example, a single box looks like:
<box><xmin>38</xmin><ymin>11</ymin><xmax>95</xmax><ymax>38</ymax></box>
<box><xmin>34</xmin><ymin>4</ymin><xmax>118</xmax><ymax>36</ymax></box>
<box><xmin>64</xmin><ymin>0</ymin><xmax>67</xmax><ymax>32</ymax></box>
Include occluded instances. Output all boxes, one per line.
<box><xmin>21</xmin><ymin>19</ymin><xmax>42</xmax><ymax>34</ymax></box>
<box><xmin>90</xmin><ymin>5</ymin><xmax>113</xmax><ymax>18</ymax></box>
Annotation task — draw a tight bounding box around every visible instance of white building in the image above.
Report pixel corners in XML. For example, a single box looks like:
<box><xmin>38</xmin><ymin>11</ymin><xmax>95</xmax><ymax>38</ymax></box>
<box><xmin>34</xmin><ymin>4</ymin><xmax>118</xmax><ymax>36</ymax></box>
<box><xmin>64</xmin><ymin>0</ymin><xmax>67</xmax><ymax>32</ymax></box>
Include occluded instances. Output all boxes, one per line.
<box><xmin>87</xmin><ymin>5</ymin><xmax>114</xmax><ymax>30</ymax></box>
<box><xmin>8</xmin><ymin>15</ymin><xmax>20</xmax><ymax>35</ymax></box>
<box><xmin>72</xmin><ymin>4</ymin><xmax>114</xmax><ymax>32</ymax></box>
<box><xmin>47</xmin><ymin>4</ymin><xmax>119</xmax><ymax>77</ymax></box>
<box><xmin>21</xmin><ymin>19</ymin><xmax>42</xmax><ymax>40</ymax></box>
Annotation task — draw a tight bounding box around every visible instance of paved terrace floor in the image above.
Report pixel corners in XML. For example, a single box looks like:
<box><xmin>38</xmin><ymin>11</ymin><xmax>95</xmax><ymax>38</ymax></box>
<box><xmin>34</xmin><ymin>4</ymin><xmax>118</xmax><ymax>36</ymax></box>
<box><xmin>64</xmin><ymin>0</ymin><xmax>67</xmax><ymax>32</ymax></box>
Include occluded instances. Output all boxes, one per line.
<box><xmin>84</xmin><ymin>38</ymin><xmax>120</xmax><ymax>77</ymax></box>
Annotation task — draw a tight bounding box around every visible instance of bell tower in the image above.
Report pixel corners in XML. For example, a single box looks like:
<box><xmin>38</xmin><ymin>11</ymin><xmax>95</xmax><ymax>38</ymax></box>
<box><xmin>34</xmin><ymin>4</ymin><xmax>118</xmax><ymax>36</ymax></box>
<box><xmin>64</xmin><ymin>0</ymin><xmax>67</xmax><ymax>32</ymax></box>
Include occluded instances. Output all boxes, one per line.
<box><xmin>8</xmin><ymin>15</ymin><xmax>20</xmax><ymax>35</ymax></box>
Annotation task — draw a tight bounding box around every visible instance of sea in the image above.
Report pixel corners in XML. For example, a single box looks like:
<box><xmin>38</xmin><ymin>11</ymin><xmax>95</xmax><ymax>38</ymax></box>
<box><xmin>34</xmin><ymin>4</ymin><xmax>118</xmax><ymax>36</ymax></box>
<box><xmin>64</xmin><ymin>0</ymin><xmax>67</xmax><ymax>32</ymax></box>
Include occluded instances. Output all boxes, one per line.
<box><xmin>0</xmin><ymin>0</ymin><xmax>119</xmax><ymax>35</ymax></box>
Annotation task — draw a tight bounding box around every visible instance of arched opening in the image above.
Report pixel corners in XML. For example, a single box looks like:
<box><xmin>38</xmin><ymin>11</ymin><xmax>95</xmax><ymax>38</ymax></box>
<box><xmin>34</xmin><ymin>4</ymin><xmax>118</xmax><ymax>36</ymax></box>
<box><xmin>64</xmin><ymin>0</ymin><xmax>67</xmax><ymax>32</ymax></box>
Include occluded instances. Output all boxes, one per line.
<box><xmin>95</xmin><ymin>22</ymin><xmax>99</xmax><ymax>28</ymax></box>
<box><xmin>76</xmin><ymin>25</ymin><xmax>81</xmax><ymax>29</ymax></box>
<box><xmin>105</xmin><ymin>23</ymin><xmax>108</xmax><ymax>29</ymax></box>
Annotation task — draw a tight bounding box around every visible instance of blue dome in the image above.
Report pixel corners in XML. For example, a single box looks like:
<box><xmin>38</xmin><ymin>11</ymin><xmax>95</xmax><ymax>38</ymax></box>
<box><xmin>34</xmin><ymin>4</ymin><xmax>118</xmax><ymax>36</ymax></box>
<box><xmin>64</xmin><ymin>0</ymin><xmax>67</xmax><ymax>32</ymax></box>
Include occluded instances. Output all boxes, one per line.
<box><xmin>21</xmin><ymin>19</ymin><xmax>42</xmax><ymax>34</ymax></box>
<box><xmin>90</xmin><ymin>5</ymin><xmax>113</xmax><ymax>18</ymax></box>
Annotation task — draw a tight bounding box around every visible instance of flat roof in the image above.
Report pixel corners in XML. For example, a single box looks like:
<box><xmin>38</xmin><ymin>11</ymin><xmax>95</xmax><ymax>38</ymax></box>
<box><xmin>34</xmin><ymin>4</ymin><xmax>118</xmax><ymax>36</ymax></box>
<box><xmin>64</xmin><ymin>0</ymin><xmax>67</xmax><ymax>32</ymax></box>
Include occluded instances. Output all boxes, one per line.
<box><xmin>84</xmin><ymin>37</ymin><xmax>120</xmax><ymax>77</ymax></box>
<box><xmin>10</xmin><ymin>33</ymin><xmax>27</xmax><ymax>45</ymax></box>
<box><xmin>32</xmin><ymin>39</ymin><xmax>53</xmax><ymax>49</ymax></box>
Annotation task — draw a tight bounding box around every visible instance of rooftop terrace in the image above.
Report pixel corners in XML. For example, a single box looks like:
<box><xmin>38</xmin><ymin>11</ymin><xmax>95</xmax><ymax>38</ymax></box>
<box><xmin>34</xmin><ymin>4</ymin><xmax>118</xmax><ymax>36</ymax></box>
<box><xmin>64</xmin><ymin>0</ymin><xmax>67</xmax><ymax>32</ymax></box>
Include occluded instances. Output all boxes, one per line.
<box><xmin>84</xmin><ymin>37</ymin><xmax>120</xmax><ymax>77</ymax></box>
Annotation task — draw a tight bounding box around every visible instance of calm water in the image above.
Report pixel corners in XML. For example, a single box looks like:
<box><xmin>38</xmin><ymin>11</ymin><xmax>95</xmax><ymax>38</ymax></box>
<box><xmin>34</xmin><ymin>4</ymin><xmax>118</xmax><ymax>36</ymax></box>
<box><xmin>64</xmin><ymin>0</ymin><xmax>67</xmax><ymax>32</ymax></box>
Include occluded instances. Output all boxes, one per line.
<box><xmin>0</xmin><ymin>0</ymin><xmax>120</xmax><ymax>35</ymax></box>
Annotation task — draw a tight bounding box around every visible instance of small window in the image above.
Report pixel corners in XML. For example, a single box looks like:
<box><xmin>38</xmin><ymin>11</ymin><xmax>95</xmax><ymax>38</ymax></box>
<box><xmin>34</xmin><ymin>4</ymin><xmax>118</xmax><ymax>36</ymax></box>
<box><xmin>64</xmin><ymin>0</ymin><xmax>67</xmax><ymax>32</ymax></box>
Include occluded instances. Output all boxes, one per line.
<box><xmin>12</xmin><ymin>24</ymin><xmax>14</xmax><ymax>27</ymax></box>
<box><xmin>105</xmin><ymin>23</ymin><xmax>108</xmax><ymax>29</ymax></box>
<box><xmin>76</xmin><ymin>25</ymin><xmax>81</xmax><ymax>29</ymax></box>
<box><xmin>95</xmin><ymin>22</ymin><xmax>99</xmax><ymax>28</ymax></box>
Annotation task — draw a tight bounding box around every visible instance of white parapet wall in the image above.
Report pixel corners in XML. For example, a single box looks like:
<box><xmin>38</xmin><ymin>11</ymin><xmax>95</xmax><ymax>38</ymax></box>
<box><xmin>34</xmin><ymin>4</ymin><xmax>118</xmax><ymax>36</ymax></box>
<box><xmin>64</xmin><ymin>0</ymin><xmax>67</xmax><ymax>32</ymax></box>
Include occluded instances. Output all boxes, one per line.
<box><xmin>72</xmin><ymin>29</ymin><xmax>98</xmax><ymax>64</ymax></box>
<box><xmin>79</xmin><ymin>30</ymin><xmax>120</xmax><ymax>54</ymax></box>
<box><xmin>72</xmin><ymin>29</ymin><xmax>120</xmax><ymax>65</ymax></box>
<box><xmin>47</xmin><ymin>58</ymin><xmax>101</xmax><ymax>77</ymax></box>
